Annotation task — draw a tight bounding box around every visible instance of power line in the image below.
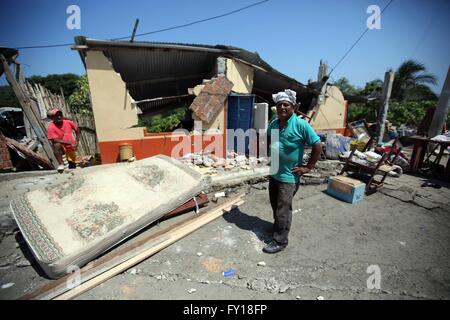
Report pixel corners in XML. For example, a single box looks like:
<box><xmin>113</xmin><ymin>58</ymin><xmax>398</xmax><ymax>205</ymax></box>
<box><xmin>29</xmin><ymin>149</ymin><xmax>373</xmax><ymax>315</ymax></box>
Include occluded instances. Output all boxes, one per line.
<box><xmin>112</xmin><ymin>0</ymin><xmax>270</xmax><ymax>41</ymax></box>
<box><xmin>13</xmin><ymin>0</ymin><xmax>270</xmax><ymax>50</ymax></box>
<box><xmin>329</xmin><ymin>0</ymin><xmax>394</xmax><ymax>76</ymax></box>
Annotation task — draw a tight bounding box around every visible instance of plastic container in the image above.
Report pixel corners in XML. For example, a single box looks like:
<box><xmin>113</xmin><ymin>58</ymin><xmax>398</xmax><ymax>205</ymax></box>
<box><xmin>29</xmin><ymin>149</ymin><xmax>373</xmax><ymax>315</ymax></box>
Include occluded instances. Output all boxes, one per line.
<box><xmin>119</xmin><ymin>143</ymin><xmax>133</xmax><ymax>161</ymax></box>
<box><xmin>222</xmin><ymin>268</ymin><xmax>236</xmax><ymax>277</ymax></box>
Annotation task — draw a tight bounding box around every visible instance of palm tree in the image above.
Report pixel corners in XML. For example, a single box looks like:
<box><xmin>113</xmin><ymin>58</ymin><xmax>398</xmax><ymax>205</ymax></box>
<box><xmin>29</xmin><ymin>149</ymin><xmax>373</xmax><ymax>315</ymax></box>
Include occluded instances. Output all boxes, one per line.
<box><xmin>391</xmin><ymin>60</ymin><xmax>438</xmax><ymax>101</ymax></box>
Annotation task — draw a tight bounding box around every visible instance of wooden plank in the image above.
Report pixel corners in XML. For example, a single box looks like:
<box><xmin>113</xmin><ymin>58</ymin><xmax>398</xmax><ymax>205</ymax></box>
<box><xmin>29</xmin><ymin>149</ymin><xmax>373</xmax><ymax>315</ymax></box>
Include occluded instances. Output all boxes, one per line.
<box><xmin>0</xmin><ymin>54</ymin><xmax>58</xmax><ymax>168</ymax></box>
<box><xmin>22</xmin><ymin>195</ymin><xmax>243</xmax><ymax>300</ymax></box>
<box><xmin>5</xmin><ymin>137</ymin><xmax>53</xmax><ymax>170</ymax></box>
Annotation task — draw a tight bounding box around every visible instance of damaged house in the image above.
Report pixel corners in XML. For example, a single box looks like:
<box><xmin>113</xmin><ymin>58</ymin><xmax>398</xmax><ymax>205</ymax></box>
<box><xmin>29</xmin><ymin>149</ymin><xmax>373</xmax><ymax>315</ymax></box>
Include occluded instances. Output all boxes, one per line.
<box><xmin>73</xmin><ymin>37</ymin><xmax>350</xmax><ymax>163</ymax></box>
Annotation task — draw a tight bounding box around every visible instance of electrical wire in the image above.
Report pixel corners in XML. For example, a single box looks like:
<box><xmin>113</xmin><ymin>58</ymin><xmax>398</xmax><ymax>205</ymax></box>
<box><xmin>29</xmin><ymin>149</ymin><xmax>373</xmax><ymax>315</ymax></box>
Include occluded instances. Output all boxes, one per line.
<box><xmin>12</xmin><ymin>0</ymin><xmax>270</xmax><ymax>50</ymax></box>
<box><xmin>329</xmin><ymin>0</ymin><xmax>394</xmax><ymax>76</ymax></box>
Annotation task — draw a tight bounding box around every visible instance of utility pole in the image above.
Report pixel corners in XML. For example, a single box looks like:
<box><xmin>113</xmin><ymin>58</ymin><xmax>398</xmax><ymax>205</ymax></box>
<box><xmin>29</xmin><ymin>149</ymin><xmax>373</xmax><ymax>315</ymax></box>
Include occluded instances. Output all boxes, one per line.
<box><xmin>428</xmin><ymin>67</ymin><xmax>450</xmax><ymax>138</ymax></box>
<box><xmin>130</xmin><ymin>19</ymin><xmax>139</xmax><ymax>42</ymax></box>
<box><xmin>376</xmin><ymin>70</ymin><xmax>395</xmax><ymax>145</ymax></box>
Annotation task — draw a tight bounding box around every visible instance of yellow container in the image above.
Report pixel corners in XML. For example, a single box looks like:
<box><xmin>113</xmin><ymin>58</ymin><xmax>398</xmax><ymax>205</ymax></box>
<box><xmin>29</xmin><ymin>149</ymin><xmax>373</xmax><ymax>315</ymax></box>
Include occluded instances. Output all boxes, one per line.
<box><xmin>119</xmin><ymin>143</ymin><xmax>133</xmax><ymax>161</ymax></box>
<box><xmin>350</xmin><ymin>140</ymin><xmax>366</xmax><ymax>152</ymax></box>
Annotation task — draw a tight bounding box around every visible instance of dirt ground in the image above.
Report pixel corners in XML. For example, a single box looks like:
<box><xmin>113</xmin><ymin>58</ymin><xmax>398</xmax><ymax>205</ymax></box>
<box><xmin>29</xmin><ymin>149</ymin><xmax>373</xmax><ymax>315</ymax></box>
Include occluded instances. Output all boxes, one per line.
<box><xmin>0</xmin><ymin>169</ymin><xmax>449</xmax><ymax>300</ymax></box>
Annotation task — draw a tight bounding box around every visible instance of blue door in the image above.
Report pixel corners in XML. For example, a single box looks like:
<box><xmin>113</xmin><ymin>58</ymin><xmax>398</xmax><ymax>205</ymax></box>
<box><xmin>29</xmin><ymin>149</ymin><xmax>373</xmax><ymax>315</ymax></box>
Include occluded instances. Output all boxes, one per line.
<box><xmin>226</xmin><ymin>95</ymin><xmax>254</xmax><ymax>155</ymax></box>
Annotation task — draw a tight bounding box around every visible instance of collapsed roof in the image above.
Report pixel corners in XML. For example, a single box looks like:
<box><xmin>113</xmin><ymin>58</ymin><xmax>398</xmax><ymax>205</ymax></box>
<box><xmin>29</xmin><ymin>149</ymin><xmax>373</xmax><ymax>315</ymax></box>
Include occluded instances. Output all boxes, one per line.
<box><xmin>73</xmin><ymin>37</ymin><xmax>317</xmax><ymax>112</ymax></box>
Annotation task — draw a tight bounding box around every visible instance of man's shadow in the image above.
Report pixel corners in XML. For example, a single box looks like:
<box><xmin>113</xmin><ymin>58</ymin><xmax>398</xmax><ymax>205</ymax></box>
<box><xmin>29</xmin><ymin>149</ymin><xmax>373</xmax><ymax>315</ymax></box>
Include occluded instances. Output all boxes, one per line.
<box><xmin>224</xmin><ymin>207</ymin><xmax>273</xmax><ymax>244</ymax></box>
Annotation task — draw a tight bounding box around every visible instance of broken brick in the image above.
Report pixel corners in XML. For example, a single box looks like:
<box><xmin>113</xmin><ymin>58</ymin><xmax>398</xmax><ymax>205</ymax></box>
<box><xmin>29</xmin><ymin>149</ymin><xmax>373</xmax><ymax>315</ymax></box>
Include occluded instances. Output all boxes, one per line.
<box><xmin>189</xmin><ymin>76</ymin><xmax>233</xmax><ymax>124</ymax></box>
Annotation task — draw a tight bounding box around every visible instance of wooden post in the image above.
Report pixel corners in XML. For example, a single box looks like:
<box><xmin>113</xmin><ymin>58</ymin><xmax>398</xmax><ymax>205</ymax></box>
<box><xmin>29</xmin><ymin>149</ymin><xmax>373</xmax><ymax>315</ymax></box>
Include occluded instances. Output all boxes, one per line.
<box><xmin>376</xmin><ymin>70</ymin><xmax>395</xmax><ymax>145</ymax></box>
<box><xmin>428</xmin><ymin>67</ymin><xmax>450</xmax><ymax>139</ymax></box>
<box><xmin>0</xmin><ymin>54</ymin><xmax>59</xmax><ymax>168</ymax></box>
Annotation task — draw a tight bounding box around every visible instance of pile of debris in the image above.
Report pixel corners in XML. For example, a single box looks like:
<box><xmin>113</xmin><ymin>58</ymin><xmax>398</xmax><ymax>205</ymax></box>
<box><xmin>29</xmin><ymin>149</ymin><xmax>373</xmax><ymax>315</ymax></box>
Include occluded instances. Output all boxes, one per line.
<box><xmin>179</xmin><ymin>151</ymin><xmax>269</xmax><ymax>172</ymax></box>
<box><xmin>0</xmin><ymin>133</ymin><xmax>53</xmax><ymax>171</ymax></box>
<box><xmin>301</xmin><ymin>160</ymin><xmax>344</xmax><ymax>185</ymax></box>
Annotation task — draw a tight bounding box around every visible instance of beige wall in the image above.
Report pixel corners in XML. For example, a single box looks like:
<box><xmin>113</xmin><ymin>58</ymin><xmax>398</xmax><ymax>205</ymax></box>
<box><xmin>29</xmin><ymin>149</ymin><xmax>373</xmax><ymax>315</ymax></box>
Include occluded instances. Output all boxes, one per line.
<box><xmin>225</xmin><ymin>59</ymin><xmax>254</xmax><ymax>94</ymax></box>
<box><xmin>85</xmin><ymin>51</ymin><xmax>143</xmax><ymax>142</ymax></box>
<box><xmin>308</xmin><ymin>85</ymin><xmax>346</xmax><ymax>130</ymax></box>
<box><xmin>192</xmin><ymin>108</ymin><xmax>224</xmax><ymax>132</ymax></box>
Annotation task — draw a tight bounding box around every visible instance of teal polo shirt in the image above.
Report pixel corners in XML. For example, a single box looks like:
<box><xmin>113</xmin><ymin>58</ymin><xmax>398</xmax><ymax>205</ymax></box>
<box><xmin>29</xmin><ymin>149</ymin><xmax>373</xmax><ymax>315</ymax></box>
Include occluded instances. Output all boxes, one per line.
<box><xmin>267</xmin><ymin>114</ymin><xmax>321</xmax><ymax>183</ymax></box>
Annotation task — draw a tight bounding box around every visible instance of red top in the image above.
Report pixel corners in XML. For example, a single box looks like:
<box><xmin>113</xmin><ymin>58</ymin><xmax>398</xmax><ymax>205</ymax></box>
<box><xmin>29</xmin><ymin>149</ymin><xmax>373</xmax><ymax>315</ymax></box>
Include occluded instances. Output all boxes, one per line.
<box><xmin>47</xmin><ymin>119</ymin><xmax>78</xmax><ymax>151</ymax></box>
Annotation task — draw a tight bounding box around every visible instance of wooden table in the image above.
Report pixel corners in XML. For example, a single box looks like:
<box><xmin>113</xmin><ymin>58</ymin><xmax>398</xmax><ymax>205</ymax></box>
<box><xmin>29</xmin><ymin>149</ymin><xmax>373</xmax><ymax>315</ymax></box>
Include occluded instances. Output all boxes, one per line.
<box><xmin>406</xmin><ymin>135</ymin><xmax>450</xmax><ymax>178</ymax></box>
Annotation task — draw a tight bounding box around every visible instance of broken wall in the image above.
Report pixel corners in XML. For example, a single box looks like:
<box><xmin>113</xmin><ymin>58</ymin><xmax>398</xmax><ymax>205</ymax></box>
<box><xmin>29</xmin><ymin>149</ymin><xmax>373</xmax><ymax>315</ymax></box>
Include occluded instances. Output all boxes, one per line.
<box><xmin>85</xmin><ymin>51</ymin><xmax>143</xmax><ymax>142</ymax></box>
<box><xmin>307</xmin><ymin>85</ymin><xmax>347</xmax><ymax>134</ymax></box>
<box><xmin>84</xmin><ymin>52</ymin><xmax>256</xmax><ymax>163</ymax></box>
<box><xmin>225</xmin><ymin>59</ymin><xmax>254</xmax><ymax>94</ymax></box>
<box><xmin>191</xmin><ymin>58</ymin><xmax>254</xmax><ymax>132</ymax></box>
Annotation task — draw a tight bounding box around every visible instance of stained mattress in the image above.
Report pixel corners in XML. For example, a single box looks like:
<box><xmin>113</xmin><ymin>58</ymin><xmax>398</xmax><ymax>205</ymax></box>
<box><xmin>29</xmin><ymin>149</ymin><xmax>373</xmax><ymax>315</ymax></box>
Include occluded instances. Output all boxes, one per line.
<box><xmin>10</xmin><ymin>155</ymin><xmax>203</xmax><ymax>278</ymax></box>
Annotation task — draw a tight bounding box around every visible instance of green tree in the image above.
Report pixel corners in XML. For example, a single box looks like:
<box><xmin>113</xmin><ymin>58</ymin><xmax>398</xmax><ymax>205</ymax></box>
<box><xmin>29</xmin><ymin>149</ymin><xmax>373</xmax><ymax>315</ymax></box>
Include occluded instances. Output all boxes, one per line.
<box><xmin>360</xmin><ymin>79</ymin><xmax>383</xmax><ymax>96</ymax></box>
<box><xmin>391</xmin><ymin>60</ymin><xmax>438</xmax><ymax>101</ymax></box>
<box><xmin>27</xmin><ymin>73</ymin><xmax>81</xmax><ymax>97</ymax></box>
<box><xmin>67</xmin><ymin>75</ymin><xmax>91</xmax><ymax>114</ymax></box>
<box><xmin>0</xmin><ymin>85</ymin><xmax>19</xmax><ymax>108</ymax></box>
<box><xmin>388</xmin><ymin>100</ymin><xmax>436</xmax><ymax>127</ymax></box>
<box><xmin>333</xmin><ymin>77</ymin><xmax>360</xmax><ymax>95</ymax></box>
<box><xmin>347</xmin><ymin>100</ymin><xmax>378</xmax><ymax>123</ymax></box>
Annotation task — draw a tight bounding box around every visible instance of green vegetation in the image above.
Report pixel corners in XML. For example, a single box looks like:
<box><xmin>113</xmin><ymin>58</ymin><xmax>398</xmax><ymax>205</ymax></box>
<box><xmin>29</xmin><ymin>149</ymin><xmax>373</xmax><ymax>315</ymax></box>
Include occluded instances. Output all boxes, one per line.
<box><xmin>0</xmin><ymin>73</ymin><xmax>92</xmax><ymax>115</ymax></box>
<box><xmin>391</xmin><ymin>60</ymin><xmax>437</xmax><ymax>101</ymax></box>
<box><xmin>67</xmin><ymin>75</ymin><xmax>92</xmax><ymax>114</ymax></box>
<box><xmin>138</xmin><ymin>106</ymin><xmax>187</xmax><ymax>133</ymax></box>
<box><xmin>334</xmin><ymin>59</ymin><xmax>439</xmax><ymax>127</ymax></box>
<box><xmin>27</xmin><ymin>73</ymin><xmax>81</xmax><ymax>97</ymax></box>
<box><xmin>0</xmin><ymin>86</ymin><xmax>19</xmax><ymax>108</ymax></box>
<box><xmin>388</xmin><ymin>100</ymin><xmax>437</xmax><ymax>127</ymax></box>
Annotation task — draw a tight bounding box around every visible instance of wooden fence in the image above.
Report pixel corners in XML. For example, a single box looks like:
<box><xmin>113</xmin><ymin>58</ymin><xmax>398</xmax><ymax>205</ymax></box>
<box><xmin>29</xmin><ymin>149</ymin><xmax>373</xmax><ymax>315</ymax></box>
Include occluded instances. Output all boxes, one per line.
<box><xmin>23</xmin><ymin>82</ymin><xmax>98</xmax><ymax>157</ymax></box>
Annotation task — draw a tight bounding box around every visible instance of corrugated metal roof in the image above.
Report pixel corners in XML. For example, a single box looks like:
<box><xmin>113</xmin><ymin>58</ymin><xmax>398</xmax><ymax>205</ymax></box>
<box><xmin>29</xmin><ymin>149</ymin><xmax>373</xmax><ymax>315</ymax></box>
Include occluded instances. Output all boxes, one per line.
<box><xmin>105</xmin><ymin>49</ymin><xmax>216</xmax><ymax>82</ymax></box>
<box><xmin>137</xmin><ymin>95</ymin><xmax>194</xmax><ymax>115</ymax></box>
<box><xmin>101</xmin><ymin>48</ymin><xmax>217</xmax><ymax>100</ymax></box>
<box><xmin>74</xmin><ymin>36</ymin><xmax>313</xmax><ymax>103</ymax></box>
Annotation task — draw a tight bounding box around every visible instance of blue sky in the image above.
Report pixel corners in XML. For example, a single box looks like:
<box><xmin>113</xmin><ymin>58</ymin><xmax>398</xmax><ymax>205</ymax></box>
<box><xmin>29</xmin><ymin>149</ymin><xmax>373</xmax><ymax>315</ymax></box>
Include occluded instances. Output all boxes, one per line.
<box><xmin>1</xmin><ymin>0</ymin><xmax>449</xmax><ymax>92</ymax></box>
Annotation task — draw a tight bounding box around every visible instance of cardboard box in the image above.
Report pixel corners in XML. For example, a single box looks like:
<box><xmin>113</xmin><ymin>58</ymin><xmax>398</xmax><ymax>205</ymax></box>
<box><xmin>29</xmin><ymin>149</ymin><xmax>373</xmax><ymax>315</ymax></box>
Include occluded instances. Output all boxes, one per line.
<box><xmin>327</xmin><ymin>175</ymin><xmax>366</xmax><ymax>204</ymax></box>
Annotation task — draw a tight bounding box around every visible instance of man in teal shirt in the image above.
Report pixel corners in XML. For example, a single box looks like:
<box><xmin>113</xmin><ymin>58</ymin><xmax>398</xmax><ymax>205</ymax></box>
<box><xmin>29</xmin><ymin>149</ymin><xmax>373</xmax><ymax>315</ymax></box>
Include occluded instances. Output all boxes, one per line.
<box><xmin>264</xmin><ymin>89</ymin><xmax>322</xmax><ymax>254</ymax></box>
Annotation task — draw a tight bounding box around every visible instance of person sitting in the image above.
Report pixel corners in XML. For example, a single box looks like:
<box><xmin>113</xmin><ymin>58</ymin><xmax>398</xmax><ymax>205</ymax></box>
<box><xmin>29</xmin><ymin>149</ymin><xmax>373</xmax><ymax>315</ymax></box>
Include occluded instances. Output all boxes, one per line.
<box><xmin>47</xmin><ymin>108</ymin><xmax>80</xmax><ymax>172</ymax></box>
